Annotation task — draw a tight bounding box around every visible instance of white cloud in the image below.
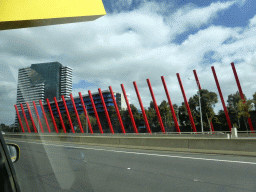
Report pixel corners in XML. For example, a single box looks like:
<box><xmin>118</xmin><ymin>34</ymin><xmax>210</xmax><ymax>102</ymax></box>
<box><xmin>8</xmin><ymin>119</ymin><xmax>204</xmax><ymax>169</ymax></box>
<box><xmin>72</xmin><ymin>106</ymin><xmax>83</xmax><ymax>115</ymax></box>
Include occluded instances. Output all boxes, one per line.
<box><xmin>166</xmin><ymin>1</ymin><xmax>235</xmax><ymax>38</ymax></box>
<box><xmin>249</xmin><ymin>15</ymin><xmax>256</xmax><ymax>28</ymax></box>
<box><xmin>235</xmin><ymin>0</ymin><xmax>248</xmax><ymax>7</ymax></box>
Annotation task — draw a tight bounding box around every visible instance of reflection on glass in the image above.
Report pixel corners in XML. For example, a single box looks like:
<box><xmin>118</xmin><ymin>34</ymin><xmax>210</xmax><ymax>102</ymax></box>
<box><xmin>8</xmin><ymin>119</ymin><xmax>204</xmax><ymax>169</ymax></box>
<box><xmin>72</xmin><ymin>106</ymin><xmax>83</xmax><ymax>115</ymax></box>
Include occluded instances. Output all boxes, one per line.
<box><xmin>7</xmin><ymin>145</ymin><xmax>17</xmax><ymax>162</ymax></box>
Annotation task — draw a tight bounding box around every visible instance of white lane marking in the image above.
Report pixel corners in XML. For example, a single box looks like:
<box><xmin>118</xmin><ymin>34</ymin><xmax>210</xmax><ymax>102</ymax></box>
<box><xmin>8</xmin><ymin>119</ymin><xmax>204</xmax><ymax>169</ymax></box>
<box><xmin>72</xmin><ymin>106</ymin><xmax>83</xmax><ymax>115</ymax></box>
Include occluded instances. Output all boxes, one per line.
<box><xmin>6</xmin><ymin>139</ymin><xmax>256</xmax><ymax>165</ymax></box>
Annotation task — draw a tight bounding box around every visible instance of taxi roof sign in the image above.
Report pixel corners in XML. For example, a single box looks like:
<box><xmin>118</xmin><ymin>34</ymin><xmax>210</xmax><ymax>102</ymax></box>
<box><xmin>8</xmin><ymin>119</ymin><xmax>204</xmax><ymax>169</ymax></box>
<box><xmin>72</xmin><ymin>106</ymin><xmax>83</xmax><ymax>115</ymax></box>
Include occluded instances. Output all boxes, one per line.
<box><xmin>0</xmin><ymin>0</ymin><xmax>106</xmax><ymax>30</ymax></box>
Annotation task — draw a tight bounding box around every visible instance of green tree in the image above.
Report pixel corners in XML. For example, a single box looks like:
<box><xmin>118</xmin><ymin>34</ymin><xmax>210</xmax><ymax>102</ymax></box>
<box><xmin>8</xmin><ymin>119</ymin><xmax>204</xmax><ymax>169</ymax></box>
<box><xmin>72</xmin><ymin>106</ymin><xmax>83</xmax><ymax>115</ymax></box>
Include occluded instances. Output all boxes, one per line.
<box><xmin>159</xmin><ymin>100</ymin><xmax>173</xmax><ymax>131</ymax></box>
<box><xmin>79</xmin><ymin>113</ymin><xmax>96</xmax><ymax>133</ymax></box>
<box><xmin>130</xmin><ymin>104</ymin><xmax>143</xmax><ymax>128</ymax></box>
<box><xmin>237</xmin><ymin>99</ymin><xmax>253</xmax><ymax>131</ymax></box>
<box><xmin>146</xmin><ymin>101</ymin><xmax>158</xmax><ymax>130</ymax></box>
<box><xmin>0</xmin><ymin>124</ymin><xmax>11</xmax><ymax>132</ymax></box>
<box><xmin>217</xmin><ymin>110</ymin><xmax>227</xmax><ymax>126</ymax></box>
<box><xmin>188</xmin><ymin>89</ymin><xmax>218</xmax><ymax>131</ymax></box>
<box><xmin>178</xmin><ymin>102</ymin><xmax>190</xmax><ymax>127</ymax></box>
<box><xmin>227</xmin><ymin>91</ymin><xmax>243</xmax><ymax>128</ymax></box>
<box><xmin>172</xmin><ymin>104</ymin><xmax>179</xmax><ymax>125</ymax></box>
<box><xmin>253</xmin><ymin>92</ymin><xmax>256</xmax><ymax>110</ymax></box>
<box><xmin>108</xmin><ymin>106</ymin><xmax>120</xmax><ymax>132</ymax></box>
<box><xmin>226</xmin><ymin>91</ymin><xmax>253</xmax><ymax>129</ymax></box>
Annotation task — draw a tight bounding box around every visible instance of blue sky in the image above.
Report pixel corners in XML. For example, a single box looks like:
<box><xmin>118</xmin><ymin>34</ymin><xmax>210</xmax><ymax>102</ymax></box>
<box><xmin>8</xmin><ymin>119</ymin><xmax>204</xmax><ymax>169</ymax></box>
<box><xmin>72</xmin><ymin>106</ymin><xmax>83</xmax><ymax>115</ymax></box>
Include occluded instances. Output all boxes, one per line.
<box><xmin>1</xmin><ymin>0</ymin><xmax>256</xmax><ymax>125</ymax></box>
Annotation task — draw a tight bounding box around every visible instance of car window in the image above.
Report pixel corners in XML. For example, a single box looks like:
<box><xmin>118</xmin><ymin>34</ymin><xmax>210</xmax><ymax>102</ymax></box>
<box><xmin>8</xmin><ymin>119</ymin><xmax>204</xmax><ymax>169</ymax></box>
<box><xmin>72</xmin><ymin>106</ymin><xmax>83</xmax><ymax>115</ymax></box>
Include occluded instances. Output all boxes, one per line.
<box><xmin>1</xmin><ymin>0</ymin><xmax>256</xmax><ymax>191</ymax></box>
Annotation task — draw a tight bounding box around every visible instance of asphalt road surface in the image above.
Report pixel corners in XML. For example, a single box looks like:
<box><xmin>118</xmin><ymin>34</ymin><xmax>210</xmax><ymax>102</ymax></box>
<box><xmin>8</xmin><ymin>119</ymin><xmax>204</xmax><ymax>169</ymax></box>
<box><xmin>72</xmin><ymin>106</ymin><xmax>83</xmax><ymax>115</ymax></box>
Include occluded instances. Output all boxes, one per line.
<box><xmin>4</xmin><ymin>138</ymin><xmax>256</xmax><ymax>192</ymax></box>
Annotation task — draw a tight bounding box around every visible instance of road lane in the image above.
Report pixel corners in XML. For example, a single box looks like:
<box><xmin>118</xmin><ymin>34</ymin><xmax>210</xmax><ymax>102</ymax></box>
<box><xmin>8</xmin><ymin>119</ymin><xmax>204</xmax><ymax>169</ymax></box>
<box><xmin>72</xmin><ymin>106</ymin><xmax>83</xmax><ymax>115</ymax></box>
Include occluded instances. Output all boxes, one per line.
<box><xmin>5</xmin><ymin>139</ymin><xmax>256</xmax><ymax>192</ymax></box>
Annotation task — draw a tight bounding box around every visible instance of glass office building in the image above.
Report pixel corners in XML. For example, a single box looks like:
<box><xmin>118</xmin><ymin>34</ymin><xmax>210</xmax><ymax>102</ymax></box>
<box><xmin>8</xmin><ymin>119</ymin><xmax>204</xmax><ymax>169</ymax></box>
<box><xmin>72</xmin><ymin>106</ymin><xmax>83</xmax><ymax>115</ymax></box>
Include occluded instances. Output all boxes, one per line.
<box><xmin>15</xmin><ymin>61</ymin><xmax>72</xmax><ymax>126</ymax></box>
<box><xmin>43</xmin><ymin>90</ymin><xmax>127</xmax><ymax>118</ymax></box>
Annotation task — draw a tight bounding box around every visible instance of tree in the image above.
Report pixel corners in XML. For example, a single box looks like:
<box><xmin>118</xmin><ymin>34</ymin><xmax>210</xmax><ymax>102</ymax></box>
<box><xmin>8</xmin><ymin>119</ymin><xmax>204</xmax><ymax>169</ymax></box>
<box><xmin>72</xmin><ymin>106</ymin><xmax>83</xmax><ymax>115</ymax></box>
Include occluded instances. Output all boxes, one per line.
<box><xmin>79</xmin><ymin>113</ymin><xmax>96</xmax><ymax>133</ymax></box>
<box><xmin>108</xmin><ymin>106</ymin><xmax>120</xmax><ymax>132</ymax></box>
<box><xmin>130</xmin><ymin>104</ymin><xmax>143</xmax><ymax>130</ymax></box>
<box><xmin>237</xmin><ymin>99</ymin><xmax>253</xmax><ymax>131</ymax></box>
<box><xmin>173</xmin><ymin>104</ymin><xmax>179</xmax><ymax>125</ymax></box>
<box><xmin>226</xmin><ymin>91</ymin><xmax>243</xmax><ymax>128</ymax></box>
<box><xmin>178</xmin><ymin>102</ymin><xmax>190</xmax><ymax>127</ymax></box>
<box><xmin>146</xmin><ymin>101</ymin><xmax>158</xmax><ymax>130</ymax></box>
<box><xmin>0</xmin><ymin>124</ymin><xmax>12</xmax><ymax>132</ymax></box>
<box><xmin>188</xmin><ymin>89</ymin><xmax>218</xmax><ymax>131</ymax></box>
<box><xmin>253</xmin><ymin>92</ymin><xmax>256</xmax><ymax>110</ymax></box>
<box><xmin>159</xmin><ymin>100</ymin><xmax>173</xmax><ymax>131</ymax></box>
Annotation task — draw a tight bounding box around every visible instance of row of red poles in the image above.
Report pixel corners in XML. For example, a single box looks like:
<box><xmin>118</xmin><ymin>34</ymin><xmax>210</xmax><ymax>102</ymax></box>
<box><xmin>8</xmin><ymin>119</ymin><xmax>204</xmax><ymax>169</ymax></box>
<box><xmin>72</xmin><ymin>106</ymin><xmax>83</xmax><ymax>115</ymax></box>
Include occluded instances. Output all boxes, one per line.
<box><xmin>14</xmin><ymin>63</ymin><xmax>254</xmax><ymax>134</ymax></box>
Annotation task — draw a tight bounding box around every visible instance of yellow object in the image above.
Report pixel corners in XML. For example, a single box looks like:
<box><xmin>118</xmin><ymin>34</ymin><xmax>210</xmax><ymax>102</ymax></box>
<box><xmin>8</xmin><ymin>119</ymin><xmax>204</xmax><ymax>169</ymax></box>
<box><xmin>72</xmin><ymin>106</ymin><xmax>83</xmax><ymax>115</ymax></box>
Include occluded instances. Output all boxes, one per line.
<box><xmin>0</xmin><ymin>0</ymin><xmax>106</xmax><ymax>30</ymax></box>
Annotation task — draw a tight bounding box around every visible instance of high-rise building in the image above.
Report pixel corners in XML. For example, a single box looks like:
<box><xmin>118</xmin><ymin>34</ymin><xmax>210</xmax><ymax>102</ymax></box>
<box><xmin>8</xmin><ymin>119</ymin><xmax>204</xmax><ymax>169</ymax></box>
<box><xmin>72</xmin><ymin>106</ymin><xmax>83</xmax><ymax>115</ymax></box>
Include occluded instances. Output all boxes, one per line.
<box><xmin>15</xmin><ymin>61</ymin><xmax>72</xmax><ymax>125</ymax></box>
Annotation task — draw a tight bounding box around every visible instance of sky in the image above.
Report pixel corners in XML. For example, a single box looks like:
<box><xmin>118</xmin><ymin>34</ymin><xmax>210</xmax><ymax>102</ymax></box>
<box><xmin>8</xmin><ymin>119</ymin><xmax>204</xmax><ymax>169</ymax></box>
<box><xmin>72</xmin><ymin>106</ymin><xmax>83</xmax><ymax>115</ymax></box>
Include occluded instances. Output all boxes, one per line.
<box><xmin>0</xmin><ymin>0</ymin><xmax>256</xmax><ymax>125</ymax></box>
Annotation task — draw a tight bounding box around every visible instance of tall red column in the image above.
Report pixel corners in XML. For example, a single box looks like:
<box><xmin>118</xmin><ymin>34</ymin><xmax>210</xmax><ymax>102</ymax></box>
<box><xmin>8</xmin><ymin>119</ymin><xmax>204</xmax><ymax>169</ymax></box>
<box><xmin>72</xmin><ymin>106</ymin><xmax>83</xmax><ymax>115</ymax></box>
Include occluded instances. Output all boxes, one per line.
<box><xmin>39</xmin><ymin>100</ymin><xmax>51</xmax><ymax>133</ymax></box>
<box><xmin>54</xmin><ymin>97</ymin><xmax>67</xmax><ymax>133</ymax></box>
<box><xmin>193</xmin><ymin>70</ymin><xmax>202</xmax><ymax>89</ymax></box>
<box><xmin>46</xmin><ymin>98</ymin><xmax>59</xmax><ymax>133</ymax></box>
<box><xmin>88</xmin><ymin>90</ymin><xmax>103</xmax><ymax>134</ymax></box>
<box><xmin>79</xmin><ymin>92</ymin><xmax>93</xmax><ymax>134</ymax></box>
<box><xmin>98</xmin><ymin>88</ymin><xmax>114</xmax><ymax>134</ymax></box>
<box><xmin>147</xmin><ymin>79</ymin><xmax>165</xmax><ymax>133</ymax></box>
<box><xmin>231</xmin><ymin>62</ymin><xmax>254</xmax><ymax>132</ymax></box>
<box><xmin>14</xmin><ymin>105</ymin><xmax>25</xmax><ymax>132</ymax></box>
<box><xmin>176</xmin><ymin>73</ymin><xmax>197</xmax><ymax>132</ymax></box>
<box><xmin>61</xmin><ymin>95</ymin><xmax>75</xmax><ymax>133</ymax></box>
<box><xmin>33</xmin><ymin>101</ymin><xmax>44</xmax><ymax>133</ymax></box>
<box><xmin>121</xmin><ymin>84</ymin><xmax>138</xmax><ymax>134</ymax></box>
<box><xmin>109</xmin><ymin>86</ymin><xmax>126</xmax><ymax>134</ymax></box>
<box><xmin>26</xmin><ymin>103</ymin><xmax>37</xmax><ymax>133</ymax></box>
<box><xmin>211</xmin><ymin>66</ymin><xmax>232</xmax><ymax>131</ymax></box>
<box><xmin>161</xmin><ymin>76</ymin><xmax>180</xmax><ymax>133</ymax></box>
<box><xmin>133</xmin><ymin>81</ymin><xmax>151</xmax><ymax>134</ymax></box>
<box><xmin>20</xmin><ymin>103</ymin><xmax>31</xmax><ymax>132</ymax></box>
<box><xmin>70</xmin><ymin>94</ymin><xmax>84</xmax><ymax>133</ymax></box>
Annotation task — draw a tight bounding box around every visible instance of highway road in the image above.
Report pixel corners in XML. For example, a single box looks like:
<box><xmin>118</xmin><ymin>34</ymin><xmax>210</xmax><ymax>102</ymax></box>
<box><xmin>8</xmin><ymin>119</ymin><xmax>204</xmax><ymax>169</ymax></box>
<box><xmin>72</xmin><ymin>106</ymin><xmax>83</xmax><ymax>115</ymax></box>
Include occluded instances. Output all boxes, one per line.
<box><xmin>4</xmin><ymin>138</ymin><xmax>256</xmax><ymax>192</ymax></box>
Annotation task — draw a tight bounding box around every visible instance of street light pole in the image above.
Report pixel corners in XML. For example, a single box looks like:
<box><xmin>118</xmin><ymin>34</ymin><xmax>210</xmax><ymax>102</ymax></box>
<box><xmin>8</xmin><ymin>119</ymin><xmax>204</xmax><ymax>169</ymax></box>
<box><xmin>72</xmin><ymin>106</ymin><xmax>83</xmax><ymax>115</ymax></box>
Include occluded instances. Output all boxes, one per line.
<box><xmin>188</xmin><ymin>78</ymin><xmax>203</xmax><ymax>133</ymax></box>
<box><xmin>198</xmin><ymin>89</ymin><xmax>203</xmax><ymax>133</ymax></box>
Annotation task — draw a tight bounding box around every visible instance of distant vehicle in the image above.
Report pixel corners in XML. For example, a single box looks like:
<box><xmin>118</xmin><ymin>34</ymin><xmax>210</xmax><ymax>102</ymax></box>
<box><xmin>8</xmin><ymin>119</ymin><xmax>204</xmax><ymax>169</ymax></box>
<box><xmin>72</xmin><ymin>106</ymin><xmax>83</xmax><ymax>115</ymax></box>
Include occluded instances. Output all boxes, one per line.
<box><xmin>1</xmin><ymin>131</ymin><xmax>5</xmax><ymax>135</ymax></box>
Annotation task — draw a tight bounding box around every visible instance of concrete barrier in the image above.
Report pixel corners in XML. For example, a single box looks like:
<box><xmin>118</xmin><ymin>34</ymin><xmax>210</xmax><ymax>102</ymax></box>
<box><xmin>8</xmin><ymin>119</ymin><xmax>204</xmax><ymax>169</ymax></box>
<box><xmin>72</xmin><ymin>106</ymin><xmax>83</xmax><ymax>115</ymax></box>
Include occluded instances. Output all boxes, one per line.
<box><xmin>3</xmin><ymin>133</ymin><xmax>256</xmax><ymax>156</ymax></box>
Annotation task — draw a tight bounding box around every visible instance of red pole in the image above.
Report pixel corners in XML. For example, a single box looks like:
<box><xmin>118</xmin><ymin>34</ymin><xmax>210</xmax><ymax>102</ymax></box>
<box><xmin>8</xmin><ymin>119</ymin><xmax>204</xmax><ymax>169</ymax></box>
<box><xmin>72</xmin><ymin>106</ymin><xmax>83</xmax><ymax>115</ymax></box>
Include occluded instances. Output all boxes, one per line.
<box><xmin>61</xmin><ymin>95</ymin><xmax>75</xmax><ymax>133</ymax></box>
<box><xmin>210</xmin><ymin>120</ymin><xmax>215</xmax><ymax>132</ymax></box>
<box><xmin>211</xmin><ymin>66</ymin><xmax>232</xmax><ymax>131</ymax></box>
<box><xmin>193</xmin><ymin>70</ymin><xmax>202</xmax><ymax>90</ymax></box>
<box><xmin>176</xmin><ymin>73</ymin><xmax>197</xmax><ymax>132</ymax></box>
<box><xmin>146</xmin><ymin>79</ymin><xmax>165</xmax><ymax>133</ymax></box>
<box><xmin>46</xmin><ymin>98</ymin><xmax>59</xmax><ymax>133</ymax></box>
<box><xmin>14</xmin><ymin>105</ymin><xmax>25</xmax><ymax>132</ymax></box>
<box><xmin>98</xmin><ymin>88</ymin><xmax>114</xmax><ymax>134</ymax></box>
<box><xmin>133</xmin><ymin>81</ymin><xmax>151</xmax><ymax>134</ymax></box>
<box><xmin>39</xmin><ymin>100</ymin><xmax>51</xmax><ymax>133</ymax></box>
<box><xmin>20</xmin><ymin>103</ymin><xmax>31</xmax><ymax>132</ymax></box>
<box><xmin>231</xmin><ymin>62</ymin><xmax>254</xmax><ymax>132</ymax></box>
<box><xmin>26</xmin><ymin>103</ymin><xmax>37</xmax><ymax>133</ymax></box>
<box><xmin>109</xmin><ymin>86</ymin><xmax>126</xmax><ymax>134</ymax></box>
<box><xmin>70</xmin><ymin>94</ymin><xmax>84</xmax><ymax>133</ymax></box>
<box><xmin>121</xmin><ymin>84</ymin><xmax>138</xmax><ymax>134</ymax></box>
<box><xmin>54</xmin><ymin>97</ymin><xmax>67</xmax><ymax>133</ymax></box>
<box><xmin>33</xmin><ymin>101</ymin><xmax>44</xmax><ymax>133</ymax></box>
<box><xmin>161</xmin><ymin>76</ymin><xmax>180</xmax><ymax>132</ymax></box>
<box><xmin>88</xmin><ymin>90</ymin><xmax>103</xmax><ymax>134</ymax></box>
<box><xmin>78</xmin><ymin>92</ymin><xmax>93</xmax><ymax>134</ymax></box>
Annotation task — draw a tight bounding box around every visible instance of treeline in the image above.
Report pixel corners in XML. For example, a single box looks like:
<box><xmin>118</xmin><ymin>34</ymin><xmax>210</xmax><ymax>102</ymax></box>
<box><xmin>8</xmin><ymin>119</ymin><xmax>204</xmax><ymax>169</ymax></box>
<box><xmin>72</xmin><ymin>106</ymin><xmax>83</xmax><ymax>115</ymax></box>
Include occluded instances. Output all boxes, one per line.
<box><xmin>13</xmin><ymin>89</ymin><xmax>256</xmax><ymax>133</ymax></box>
